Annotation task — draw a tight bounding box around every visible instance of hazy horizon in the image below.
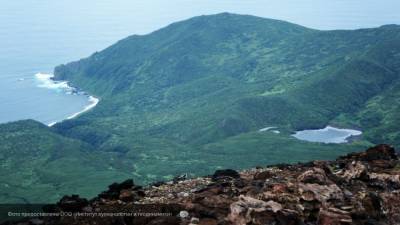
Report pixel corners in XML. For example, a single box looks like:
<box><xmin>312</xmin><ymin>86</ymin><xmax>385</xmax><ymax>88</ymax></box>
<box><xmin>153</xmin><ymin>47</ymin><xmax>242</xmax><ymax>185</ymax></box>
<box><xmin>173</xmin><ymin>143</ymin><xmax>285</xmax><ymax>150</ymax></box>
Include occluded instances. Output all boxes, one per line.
<box><xmin>1</xmin><ymin>0</ymin><xmax>400</xmax><ymax>125</ymax></box>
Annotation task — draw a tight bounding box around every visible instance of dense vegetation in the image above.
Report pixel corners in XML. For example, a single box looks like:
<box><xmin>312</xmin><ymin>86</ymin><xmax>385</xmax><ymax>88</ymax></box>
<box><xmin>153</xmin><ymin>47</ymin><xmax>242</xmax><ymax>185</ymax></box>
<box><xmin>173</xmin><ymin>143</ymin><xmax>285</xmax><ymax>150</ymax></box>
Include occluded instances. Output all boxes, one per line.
<box><xmin>1</xmin><ymin>13</ymin><xmax>399</xmax><ymax>202</ymax></box>
<box><xmin>0</xmin><ymin>120</ymin><xmax>134</xmax><ymax>203</ymax></box>
<box><xmin>0</xmin><ymin>121</ymin><xmax>366</xmax><ymax>203</ymax></box>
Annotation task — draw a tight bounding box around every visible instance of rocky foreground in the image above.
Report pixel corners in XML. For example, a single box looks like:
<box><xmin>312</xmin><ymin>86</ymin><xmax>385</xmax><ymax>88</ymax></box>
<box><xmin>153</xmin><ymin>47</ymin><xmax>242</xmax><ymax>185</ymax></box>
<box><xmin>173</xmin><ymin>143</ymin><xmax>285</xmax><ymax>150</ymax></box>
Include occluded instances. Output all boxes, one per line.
<box><xmin>5</xmin><ymin>144</ymin><xmax>400</xmax><ymax>225</ymax></box>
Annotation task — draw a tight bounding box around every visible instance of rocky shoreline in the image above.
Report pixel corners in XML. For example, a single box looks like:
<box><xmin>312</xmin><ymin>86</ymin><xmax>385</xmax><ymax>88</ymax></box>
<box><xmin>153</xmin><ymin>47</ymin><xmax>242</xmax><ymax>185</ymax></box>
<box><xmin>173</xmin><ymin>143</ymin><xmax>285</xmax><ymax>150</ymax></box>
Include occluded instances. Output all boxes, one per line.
<box><xmin>4</xmin><ymin>144</ymin><xmax>400</xmax><ymax>225</ymax></box>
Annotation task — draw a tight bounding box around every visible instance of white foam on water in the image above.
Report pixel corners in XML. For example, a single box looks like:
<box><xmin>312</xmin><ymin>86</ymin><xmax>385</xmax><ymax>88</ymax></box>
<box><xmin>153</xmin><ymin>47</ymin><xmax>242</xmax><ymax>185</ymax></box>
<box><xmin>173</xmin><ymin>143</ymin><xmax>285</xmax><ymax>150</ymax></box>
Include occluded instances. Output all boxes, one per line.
<box><xmin>34</xmin><ymin>73</ymin><xmax>74</xmax><ymax>92</ymax></box>
<box><xmin>34</xmin><ymin>73</ymin><xmax>100</xmax><ymax>127</ymax></box>
<box><xmin>47</xmin><ymin>96</ymin><xmax>99</xmax><ymax>127</ymax></box>
<box><xmin>66</xmin><ymin>96</ymin><xmax>99</xmax><ymax>120</ymax></box>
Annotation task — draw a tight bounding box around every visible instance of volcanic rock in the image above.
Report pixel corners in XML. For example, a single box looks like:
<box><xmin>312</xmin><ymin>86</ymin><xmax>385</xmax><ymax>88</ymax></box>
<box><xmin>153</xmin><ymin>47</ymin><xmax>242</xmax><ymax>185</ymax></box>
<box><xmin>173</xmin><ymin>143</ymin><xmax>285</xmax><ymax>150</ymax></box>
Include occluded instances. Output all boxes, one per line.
<box><xmin>4</xmin><ymin>145</ymin><xmax>400</xmax><ymax>225</ymax></box>
<box><xmin>297</xmin><ymin>168</ymin><xmax>331</xmax><ymax>185</ymax></box>
<box><xmin>56</xmin><ymin>195</ymin><xmax>89</xmax><ymax>212</ymax></box>
<box><xmin>212</xmin><ymin>169</ymin><xmax>240</xmax><ymax>180</ymax></box>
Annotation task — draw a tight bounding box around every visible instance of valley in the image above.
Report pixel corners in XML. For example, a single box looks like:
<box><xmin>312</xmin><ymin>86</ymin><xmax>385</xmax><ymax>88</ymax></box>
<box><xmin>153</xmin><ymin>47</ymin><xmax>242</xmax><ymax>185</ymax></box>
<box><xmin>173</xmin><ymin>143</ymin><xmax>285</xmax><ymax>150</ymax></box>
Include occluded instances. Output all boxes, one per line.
<box><xmin>1</xmin><ymin>13</ymin><xmax>400</xmax><ymax>203</ymax></box>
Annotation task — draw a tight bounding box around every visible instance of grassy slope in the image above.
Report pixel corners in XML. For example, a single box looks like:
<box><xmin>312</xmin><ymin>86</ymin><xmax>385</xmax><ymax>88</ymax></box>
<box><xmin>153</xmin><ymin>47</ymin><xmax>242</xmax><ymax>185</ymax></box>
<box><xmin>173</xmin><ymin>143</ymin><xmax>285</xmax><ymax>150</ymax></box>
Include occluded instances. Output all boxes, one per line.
<box><xmin>50</xmin><ymin>13</ymin><xmax>399</xmax><ymax>194</ymax></box>
<box><xmin>331</xmin><ymin>37</ymin><xmax>400</xmax><ymax>147</ymax></box>
<box><xmin>0</xmin><ymin>120</ymin><xmax>370</xmax><ymax>204</ymax></box>
<box><xmin>1</xmin><ymin>14</ymin><xmax>400</xmax><ymax>202</ymax></box>
<box><xmin>53</xmin><ymin>14</ymin><xmax>400</xmax><ymax>148</ymax></box>
<box><xmin>0</xmin><ymin>120</ymin><xmax>132</xmax><ymax>203</ymax></box>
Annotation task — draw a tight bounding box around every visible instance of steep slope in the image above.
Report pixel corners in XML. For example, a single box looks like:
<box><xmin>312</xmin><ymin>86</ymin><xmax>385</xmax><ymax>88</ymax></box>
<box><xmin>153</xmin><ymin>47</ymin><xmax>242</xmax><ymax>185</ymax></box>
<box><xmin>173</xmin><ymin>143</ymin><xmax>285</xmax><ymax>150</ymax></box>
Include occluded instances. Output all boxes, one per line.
<box><xmin>331</xmin><ymin>38</ymin><xmax>400</xmax><ymax>147</ymax></box>
<box><xmin>48</xmin><ymin>12</ymin><xmax>400</xmax><ymax>190</ymax></box>
<box><xmin>53</xmin><ymin>13</ymin><xmax>318</xmax><ymax>145</ymax></box>
<box><xmin>1</xmin><ymin>13</ymin><xmax>400</xmax><ymax>203</ymax></box>
<box><xmin>53</xmin><ymin>13</ymin><xmax>400</xmax><ymax>147</ymax></box>
<box><xmin>0</xmin><ymin>120</ymin><xmax>132</xmax><ymax>203</ymax></box>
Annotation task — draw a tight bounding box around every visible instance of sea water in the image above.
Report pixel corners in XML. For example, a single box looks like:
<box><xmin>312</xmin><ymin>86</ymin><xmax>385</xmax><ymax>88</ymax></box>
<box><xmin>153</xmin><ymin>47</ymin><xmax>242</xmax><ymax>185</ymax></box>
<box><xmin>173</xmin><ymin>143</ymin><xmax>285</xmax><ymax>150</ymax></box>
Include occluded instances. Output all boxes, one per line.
<box><xmin>1</xmin><ymin>0</ymin><xmax>399</xmax><ymax>126</ymax></box>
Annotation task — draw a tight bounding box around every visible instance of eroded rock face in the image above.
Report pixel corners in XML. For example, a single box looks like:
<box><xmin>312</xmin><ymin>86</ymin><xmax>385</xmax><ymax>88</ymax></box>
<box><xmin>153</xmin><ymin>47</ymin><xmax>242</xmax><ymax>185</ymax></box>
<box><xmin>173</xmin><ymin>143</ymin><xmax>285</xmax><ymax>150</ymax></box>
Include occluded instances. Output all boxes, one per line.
<box><xmin>56</xmin><ymin>195</ymin><xmax>89</xmax><ymax>212</ymax></box>
<box><xmin>227</xmin><ymin>195</ymin><xmax>283</xmax><ymax>225</ymax></box>
<box><xmin>298</xmin><ymin>183</ymin><xmax>343</xmax><ymax>203</ymax></box>
<box><xmin>340</xmin><ymin>144</ymin><xmax>398</xmax><ymax>168</ymax></box>
<box><xmin>317</xmin><ymin>208</ymin><xmax>352</xmax><ymax>225</ymax></box>
<box><xmin>381</xmin><ymin>191</ymin><xmax>400</xmax><ymax>224</ymax></box>
<box><xmin>341</xmin><ymin>161</ymin><xmax>368</xmax><ymax>181</ymax></box>
<box><xmin>253</xmin><ymin>170</ymin><xmax>274</xmax><ymax>180</ymax></box>
<box><xmin>297</xmin><ymin>168</ymin><xmax>332</xmax><ymax>185</ymax></box>
<box><xmin>6</xmin><ymin>144</ymin><xmax>400</xmax><ymax>225</ymax></box>
<box><xmin>97</xmin><ymin>179</ymin><xmax>145</xmax><ymax>202</ymax></box>
<box><xmin>365</xmin><ymin>144</ymin><xmax>397</xmax><ymax>161</ymax></box>
<box><xmin>212</xmin><ymin>169</ymin><xmax>240</xmax><ymax>181</ymax></box>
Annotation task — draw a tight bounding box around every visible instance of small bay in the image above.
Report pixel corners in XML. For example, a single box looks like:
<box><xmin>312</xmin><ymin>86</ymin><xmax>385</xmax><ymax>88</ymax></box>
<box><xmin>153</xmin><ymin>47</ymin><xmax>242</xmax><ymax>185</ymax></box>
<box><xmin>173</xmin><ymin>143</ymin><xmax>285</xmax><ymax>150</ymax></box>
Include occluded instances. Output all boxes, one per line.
<box><xmin>1</xmin><ymin>0</ymin><xmax>399</xmax><ymax>125</ymax></box>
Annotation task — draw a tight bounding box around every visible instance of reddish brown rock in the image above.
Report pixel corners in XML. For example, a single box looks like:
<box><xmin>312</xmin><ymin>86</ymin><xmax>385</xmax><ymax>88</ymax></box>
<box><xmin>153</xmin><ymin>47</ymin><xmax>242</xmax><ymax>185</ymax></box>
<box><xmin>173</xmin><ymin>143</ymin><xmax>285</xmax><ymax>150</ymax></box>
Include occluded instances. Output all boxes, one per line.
<box><xmin>212</xmin><ymin>169</ymin><xmax>240</xmax><ymax>180</ymax></box>
<box><xmin>297</xmin><ymin>168</ymin><xmax>331</xmax><ymax>185</ymax></box>
<box><xmin>276</xmin><ymin>209</ymin><xmax>302</xmax><ymax>225</ymax></box>
<box><xmin>317</xmin><ymin>208</ymin><xmax>352</xmax><ymax>225</ymax></box>
<box><xmin>380</xmin><ymin>191</ymin><xmax>400</xmax><ymax>224</ymax></box>
<box><xmin>5</xmin><ymin>145</ymin><xmax>400</xmax><ymax>225</ymax></box>
<box><xmin>364</xmin><ymin>144</ymin><xmax>397</xmax><ymax>161</ymax></box>
<box><xmin>369</xmin><ymin>172</ymin><xmax>400</xmax><ymax>188</ymax></box>
<box><xmin>272</xmin><ymin>183</ymin><xmax>288</xmax><ymax>193</ymax></box>
<box><xmin>228</xmin><ymin>196</ymin><xmax>282</xmax><ymax>225</ymax></box>
<box><xmin>119</xmin><ymin>189</ymin><xmax>134</xmax><ymax>202</ymax></box>
<box><xmin>56</xmin><ymin>195</ymin><xmax>88</xmax><ymax>212</ymax></box>
<box><xmin>298</xmin><ymin>183</ymin><xmax>343</xmax><ymax>204</ymax></box>
<box><xmin>341</xmin><ymin>161</ymin><xmax>368</xmax><ymax>181</ymax></box>
<box><xmin>253</xmin><ymin>170</ymin><xmax>274</xmax><ymax>180</ymax></box>
<box><xmin>198</xmin><ymin>218</ymin><xmax>218</xmax><ymax>225</ymax></box>
<box><xmin>342</xmin><ymin>144</ymin><xmax>397</xmax><ymax>163</ymax></box>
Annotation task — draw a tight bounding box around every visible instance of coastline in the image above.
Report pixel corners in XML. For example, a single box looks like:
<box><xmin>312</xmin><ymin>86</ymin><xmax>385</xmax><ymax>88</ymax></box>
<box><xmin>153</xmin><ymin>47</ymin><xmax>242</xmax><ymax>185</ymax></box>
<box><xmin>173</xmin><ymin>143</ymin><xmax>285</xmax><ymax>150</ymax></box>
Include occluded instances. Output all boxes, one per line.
<box><xmin>34</xmin><ymin>73</ymin><xmax>100</xmax><ymax>127</ymax></box>
<box><xmin>47</xmin><ymin>95</ymin><xmax>99</xmax><ymax>127</ymax></box>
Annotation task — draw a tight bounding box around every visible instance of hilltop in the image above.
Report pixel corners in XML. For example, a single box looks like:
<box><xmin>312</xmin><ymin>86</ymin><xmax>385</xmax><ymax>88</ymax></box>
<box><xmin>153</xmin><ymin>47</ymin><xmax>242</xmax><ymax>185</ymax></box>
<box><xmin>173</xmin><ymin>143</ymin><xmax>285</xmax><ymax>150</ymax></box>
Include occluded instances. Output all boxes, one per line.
<box><xmin>1</xmin><ymin>13</ymin><xmax>400</xmax><ymax>202</ymax></box>
<box><xmin>53</xmin><ymin>13</ymin><xmax>400</xmax><ymax>147</ymax></box>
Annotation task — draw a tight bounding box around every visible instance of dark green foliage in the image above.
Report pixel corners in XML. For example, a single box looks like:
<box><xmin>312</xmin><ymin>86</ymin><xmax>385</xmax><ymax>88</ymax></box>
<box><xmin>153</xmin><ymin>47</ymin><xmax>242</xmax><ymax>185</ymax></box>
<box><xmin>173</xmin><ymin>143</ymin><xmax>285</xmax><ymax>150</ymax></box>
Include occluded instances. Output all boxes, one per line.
<box><xmin>1</xmin><ymin>13</ymin><xmax>400</xmax><ymax>203</ymax></box>
<box><xmin>53</xmin><ymin>14</ymin><xmax>400</xmax><ymax>146</ymax></box>
<box><xmin>0</xmin><ymin>120</ymin><xmax>132</xmax><ymax>203</ymax></box>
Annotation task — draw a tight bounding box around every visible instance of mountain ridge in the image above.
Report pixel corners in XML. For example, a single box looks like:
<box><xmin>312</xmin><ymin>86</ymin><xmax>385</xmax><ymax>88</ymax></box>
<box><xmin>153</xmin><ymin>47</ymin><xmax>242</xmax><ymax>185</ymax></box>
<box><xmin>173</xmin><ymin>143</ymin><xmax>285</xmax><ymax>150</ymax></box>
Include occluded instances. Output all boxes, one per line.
<box><xmin>52</xmin><ymin>13</ymin><xmax>400</xmax><ymax>146</ymax></box>
<box><xmin>1</xmin><ymin>13</ymin><xmax>400</xmax><ymax>203</ymax></box>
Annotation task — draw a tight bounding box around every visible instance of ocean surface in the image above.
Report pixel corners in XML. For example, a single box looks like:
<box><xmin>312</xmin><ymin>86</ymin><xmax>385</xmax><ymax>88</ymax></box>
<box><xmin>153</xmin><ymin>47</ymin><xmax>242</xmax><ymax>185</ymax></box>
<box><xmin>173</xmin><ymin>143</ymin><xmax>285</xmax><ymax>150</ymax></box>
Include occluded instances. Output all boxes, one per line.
<box><xmin>1</xmin><ymin>0</ymin><xmax>400</xmax><ymax>125</ymax></box>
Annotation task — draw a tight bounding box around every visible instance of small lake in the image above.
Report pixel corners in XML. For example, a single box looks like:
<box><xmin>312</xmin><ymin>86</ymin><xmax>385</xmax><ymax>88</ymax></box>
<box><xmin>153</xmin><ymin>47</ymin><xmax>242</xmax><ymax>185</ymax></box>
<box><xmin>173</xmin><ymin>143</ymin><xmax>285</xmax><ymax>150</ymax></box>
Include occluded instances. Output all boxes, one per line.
<box><xmin>292</xmin><ymin>126</ymin><xmax>362</xmax><ymax>144</ymax></box>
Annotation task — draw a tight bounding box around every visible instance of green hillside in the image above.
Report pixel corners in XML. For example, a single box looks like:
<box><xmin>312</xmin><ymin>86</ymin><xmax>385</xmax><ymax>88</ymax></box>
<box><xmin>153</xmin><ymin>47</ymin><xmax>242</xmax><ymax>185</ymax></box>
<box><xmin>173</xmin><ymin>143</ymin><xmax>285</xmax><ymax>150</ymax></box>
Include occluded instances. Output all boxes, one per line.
<box><xmin>0</xmin><ymin>120</ymin><xmax>133</xmax><ymax>203</ymax></box>
<box><xmin>1</xmin><ymin>13</ymin><xmax>399</xmax><ymax>202</ymax></box>
<box><xmin>0</xmin><ymin>120</ymin><xmax>367</xmax><ymax>203</ymax></box>
<box><xmin>54</xmin><ymin>13</ymin><xmax>400</xmax><ymax>147</ymax></box>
